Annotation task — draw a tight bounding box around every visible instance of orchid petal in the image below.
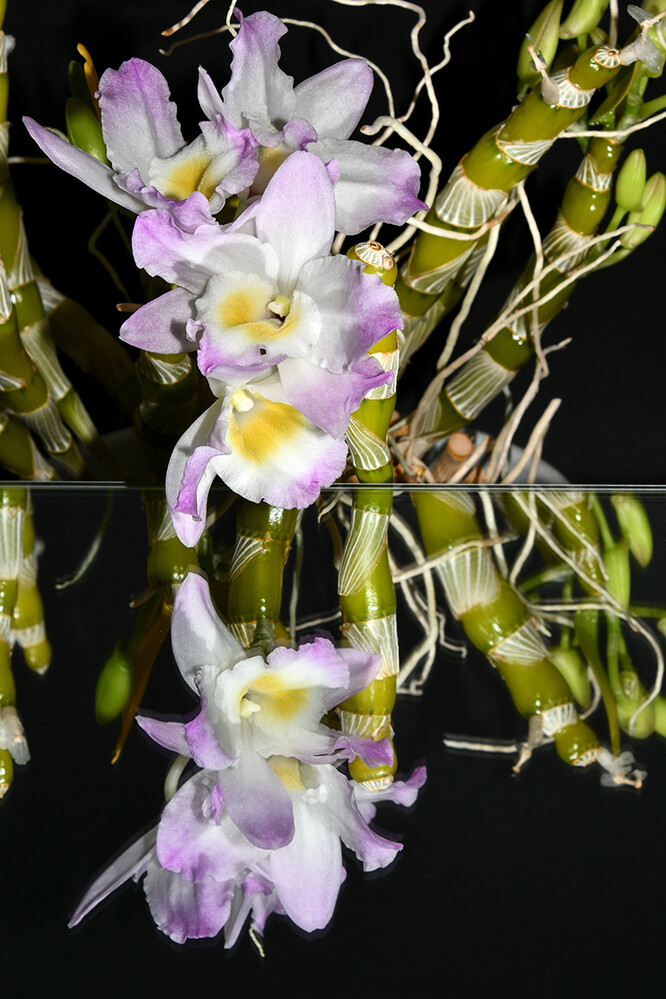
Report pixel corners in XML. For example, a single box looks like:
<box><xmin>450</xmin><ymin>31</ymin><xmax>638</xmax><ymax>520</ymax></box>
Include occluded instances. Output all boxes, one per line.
<box><xmin>143</xmin><ymin>862</ymin><xmax>234</xmax><ymax>944</ymax></box>
<box><xmin>310</xmin><ymin>137</ymin><xmax>427</xmax><ymax>233</ymax></box>
<box><xmin>23</xmin><ymin>118</ymin><xmax>144</xmax><ymax>214</ymax></box>
<box><xmin>293</xmin><ymin>59</ymin><xmax>373</xmax><ymax>140</ymax></box>
<box><xmin>296</xmin><ymin>254</ymin><xmax>403</xmax><ymax>370</ymax></box>
<box><xmin>136</xmin><ymin>715</ymin><xmax>190</xmax><ymax>756</ymax></box>
<box><xmin>217</xmin><ymin>742</ymin><xmax>295</xmax><ymax>850</ymax></box>
<box><xmin>165</xmin><ymin>400</ymin><xmax>231</xmax><ymax>547</ymax></box>
<box><xmin>197</xmin><ymin>67</ymin><xmax>227</xmax><ymax>121</ymax></box>
<box><xmin>213</xmin><ymin>389</ymin><xmax>349</xmax><ymax>509</ymax></box>
<box><xmin>131</xmin><ymin>209</ymin><xmax>228</xmax><ymax>294</ymax></box>
<box><xmin>255</xmin><ymin>152</ymin><xmax>335</xmax><ymax>291</ymax></box>
<box><xmin>98</xmin><ymin>58</ymin><xmax>184</xmax><ymax>177</ymax></box>
<box><xmin>156</xmin><ymin>772</ymin><xmax>265</xmax><ymax>882</ymax></box>
<box><xmin>278</xmin><ymin>355</ymin><xmax>388</xmax><ymax>438</ymax></box>
<box><xmin>68</xmin><ymin>827</ymin><xmax>157</xmax><ymax>927</ymax></box>
<box><xmin>316</xmin><ymin>765</ymin><xmax>403</xmax><ymax>871</ymax></box>
<box><xmin>171</xmin><ymin>573</ymin><xmax>245</xmax><ymax>688</ymax></box>
<box><xmin>120</xmin><ymin>287</ymin><xmax>197</xmax><ymax>353</ymax></box>
<box><xmin>268</xmin><ymin>797</ymin><xmax>343</xmax><ymax>931</ymax></box>
<box><xmin>222</xmin><ymin>10</ymin><xmax>296</xmax><ymax>144</ymax></box>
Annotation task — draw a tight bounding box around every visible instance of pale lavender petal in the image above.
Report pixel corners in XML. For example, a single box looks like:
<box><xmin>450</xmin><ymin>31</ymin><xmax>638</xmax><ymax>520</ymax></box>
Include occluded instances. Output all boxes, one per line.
<box><xmin>316</xmin><ymin>765</ymin><xmax>403</xmax><ymax>871</ymax></box>
<box><xmin>255</xmin><ymin>152</ymin><xmax>335</xmax><ymax>291</ymax></box>
<box><xmin>184</xmin><ymin>690</ymin><xmax>234</xmax><ymax>770</ymax></box>
<box><xmin>222</xmin><ymin>10</ymin><xmax>296</xmax><ymax>144</ymax></box>
<box><xmin>310</xmin><ymin>137</ymin><xmax>426</xmax><ymax>233</ymax></box>
<box><xmin>68</xmin><ymin>827</ymin><xmax>157</xmax><ymax>927</ymax></box>
<box><xmin>23</xmin><ymin>117</ymin><xmax>144</xmax><ymax>214</ymax></box>
<box><xmin>157</xmin><ymin>772</ymin><xmax>265</xmax><ymax>881</ymax></box>
<box><xmin>98</xmin><ymin>58</ymin><xmax>184</xmax><ymax>176</ymax></box>
<box><xmin>217</xmin><ymin>743</ymin><xmax>295</xmax><ymax>850</ymax></box>
<box><xmin>224</xmin><ymin>875</ymin><xmax>282</xmax><ymax>949</ymax></box>
<box><xmin>131</xmin><ymin>209</ymin><xmax>230</xmax><ymax>294</ymax></box>
<box><xmin>198</xmin><ymin>66</ymin><xmax>226</xmax><ymax>121</ymax></box>
<box><xmin>136</xmin><ymin>714</ymin><xmax>190</xmax><ymax>756</ymax></box>
<box><xmin>119</xmin><ymin>287</ymin><xmax>197</xmax><ymax>353</ymax></box>
<box><xmin>143</xmin><ymin>862</ymin><xmax>234</xmax><ymax>944</ymax></box>
<box><xmin>268</xmin><ymin>798</ymin><xmax>344</xmax><ymax>931</ymax></box>
<box><xmin>278</xmin><ymin>355</ymin><xmax>389</xmax><ymax>438</ymax></box>
<box><xmin>355</xmin><ymin>765</ymin><xmax>427</xmax><ymax>819</ymax></box>
<box><xmin>165</xmin><ymin>400</ymin><xmax>230</xmax><ymax>548</ymax></box>
<box><xmin>171</xmin><ymin>572</ymin><xmax>245</xmax><ymax>688</ymax></box>
<box><xmin>296</xmin><ymin>254</ymin><xmax>403</xmax><ymax>371</ymax></box>
<box><xmin>293</xmin><ymin>59</ymin><xmax>373</xmax><ymax>139</ymax></box>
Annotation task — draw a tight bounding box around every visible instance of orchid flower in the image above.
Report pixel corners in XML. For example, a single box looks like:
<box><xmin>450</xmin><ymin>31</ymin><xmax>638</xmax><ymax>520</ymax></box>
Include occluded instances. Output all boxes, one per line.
<box><xmin>198</xmin><ymin>8</ymin><xmax>426</xmax><ymax>233</ymax></box>
<box><xmin>24</xmin><ymin>58</ymin><xmax>258</xmax><ymax>216</ymax></box>
<box><xmin>136</xmin><ymin>572</ymin><xmax>395</xmax><ymax>849</ymax></box>
<box><xmin>120</xmin><ymin>151</ymin><xmax>401</xmax><ymax>543</ymax></box>
<box><xmin>68</xmin><ymin>761</ymin><xmax>426</xmax><ymax>946</ymax></box>
<box><xmin>67</xmin><ymin>572</ymin><xmax>426</xmax><ymax>945</ymax></box>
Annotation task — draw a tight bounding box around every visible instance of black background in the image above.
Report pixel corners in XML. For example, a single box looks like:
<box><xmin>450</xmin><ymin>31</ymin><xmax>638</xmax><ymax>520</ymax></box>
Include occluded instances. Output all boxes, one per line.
<box><xmin>2</xmin><ymin>2</ymin><xmax>666</xmax><ymax>997</ymax></box>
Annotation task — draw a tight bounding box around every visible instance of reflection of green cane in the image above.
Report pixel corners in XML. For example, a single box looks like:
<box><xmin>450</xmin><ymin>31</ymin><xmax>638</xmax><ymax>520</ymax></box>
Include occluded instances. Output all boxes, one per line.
<box><xmin>414</xmin><ymin>489</ymin><xmax>605</xmax><ymax>771</ymax></box>
<box><xmin>227</xmin><ymin>500</ymin><xmax>298</xmax><ymax>651</ymax></box>
<box><xmin>0</xmin><ymin>487</ymin><xmax>30</xmax><ymax>796</ymax></box>
<box><xmin>337</xmin><ymin>243</ymin><xmax>399</xmax><ymax>788</ymax></box>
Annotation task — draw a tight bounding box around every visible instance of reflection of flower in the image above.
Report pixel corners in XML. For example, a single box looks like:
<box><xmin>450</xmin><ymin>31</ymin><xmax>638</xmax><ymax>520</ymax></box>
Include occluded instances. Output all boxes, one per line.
<box><xmin>121</xmin><ymin>152</ymin><xmax>400</xmax><ymax>544</ymax></box>
<box><xmin>25</xmin><ymin>59</ymin><xmax>258</xmax><ymax>215</ymax></box>
<box><xmin>68</xmin><ymin>573</ymin><xmax>426</xmax><ymax>945</ymax></box>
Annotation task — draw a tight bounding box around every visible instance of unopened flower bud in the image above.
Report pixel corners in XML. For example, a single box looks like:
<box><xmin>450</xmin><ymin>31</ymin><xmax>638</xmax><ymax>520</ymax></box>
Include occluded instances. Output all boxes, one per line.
<box><xmin>548</xmin><ymin>645</ymin><xmax>590</xmax><ymax>708</ymax></box>
<box><xmin>65</xmin><ymin>97</ymin><xmax>109</xmax><ymax>164</ymax></box>
<box><xmin>95</xmin><ymin>642</ymin><xmax>133</xmax><ymax>724</ymax></box>
<box><xmin>620</xmin><ymin>171</ymin><xmax>666</xmax><ymax>249</ymax></box>
<box><xmin>615</xmin><ymin>149</ymin><xmax>647</xmax><ymax>213</ymax></box>
<box><xmin>517</xmin><ymin>1</ymin><xmax>563</xmax><ymax>87</ymax></box>
<box><xmin>611</xmin><ymin>494</ymin><xmax>653</xmax><ymax>566</ymax></box>
<box><xmin>559</xmin><ymin>0</ymin><xmax>609</xmax><ymax>39</ymax></box>
<box><xmin>604</xmin><ymin>540</ymin><xmax>631</xmax><ymax>607</ymax></box>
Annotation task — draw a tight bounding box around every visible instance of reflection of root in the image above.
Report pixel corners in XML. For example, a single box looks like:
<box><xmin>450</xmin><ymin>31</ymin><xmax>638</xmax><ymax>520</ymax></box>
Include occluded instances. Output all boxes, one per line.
<box><xmin>597</xmin><ymin>747</ymin><xmax>647</xmax><ymax>790</ymax></box>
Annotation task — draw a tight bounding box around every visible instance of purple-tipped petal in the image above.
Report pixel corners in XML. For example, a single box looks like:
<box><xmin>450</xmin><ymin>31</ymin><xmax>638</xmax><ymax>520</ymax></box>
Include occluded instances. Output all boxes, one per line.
<box><xmin>156</xmin><ymin>772</ymin><xmax>265</xmax><ymax>882</ymax></box>
<box><xmin>293</xmin><ymin>59</ymin><xmax>373</xmax><ymax>140</ymax></box>
<box><xmin>136</xmin><ymin>715</ymin><xmax>190</xmax><ymax>756</ymax></box>
<box><xmin>165</xmin><ymin>400</ymin><xmax>230</xmax><ymax>548</ymax></box>
<box><xmin>268</xmin><ymin>797</ymin><xmax>344</xmax><ymax>932</ymax></box>
<box><xmin>218</xmin><ymin>744</ymin><xmax>295</xmax><ymax>850</ymax></box>
<box><xmin>23</xmin><ymin>117</ymin><xmax>144</xmax><ymax>214</ymax></box>
<box><xmin>255</xmin><ymin>152</ymin><xmax>335</xmax><ymax>290</ymax></box>
<box><xmin>98</xmin><ymin>58</ymin><xmax>184</xmax><ymax>176</ymax></box>
<box><xmin>296</xmin><ymin>254</ymin><xmax>403</xmax><ymax>371</ymax></box>
<box><xmin>310</xmin><ymin>137</ymin><xmax>426</xmax><ymax>233</ymax></box>
<box><xmin>143</xmin><ymin>863</ymin><xmax>234</xmax><ymax>944</ymax></box>
<box><xmin>278</xmin><ymin>355</ymin><xmax>389</xmax><ymax>438</ymax></box>
<box><xmin>171</xmin><ymin>573</ymin><xmax>245</xmax><ymax>688</ymax></box>
<box><xmin>120</xmin><ymin>287</ymin><xmax>197</xmax><ymax>353</ymax></box>
<box><xmin>184</xmin><ymin>690</ymin><xmax>235</xmax><ymax>770</ymax></box>
<box><xmin>131</xmin><ymin>208</ymin><xmax>229</xmax><ymax>294</ymax></box>
<box><xmin>222</xmin><ymin>10</ymin><xmax>296</xmax><ymax>145</ymax></box>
